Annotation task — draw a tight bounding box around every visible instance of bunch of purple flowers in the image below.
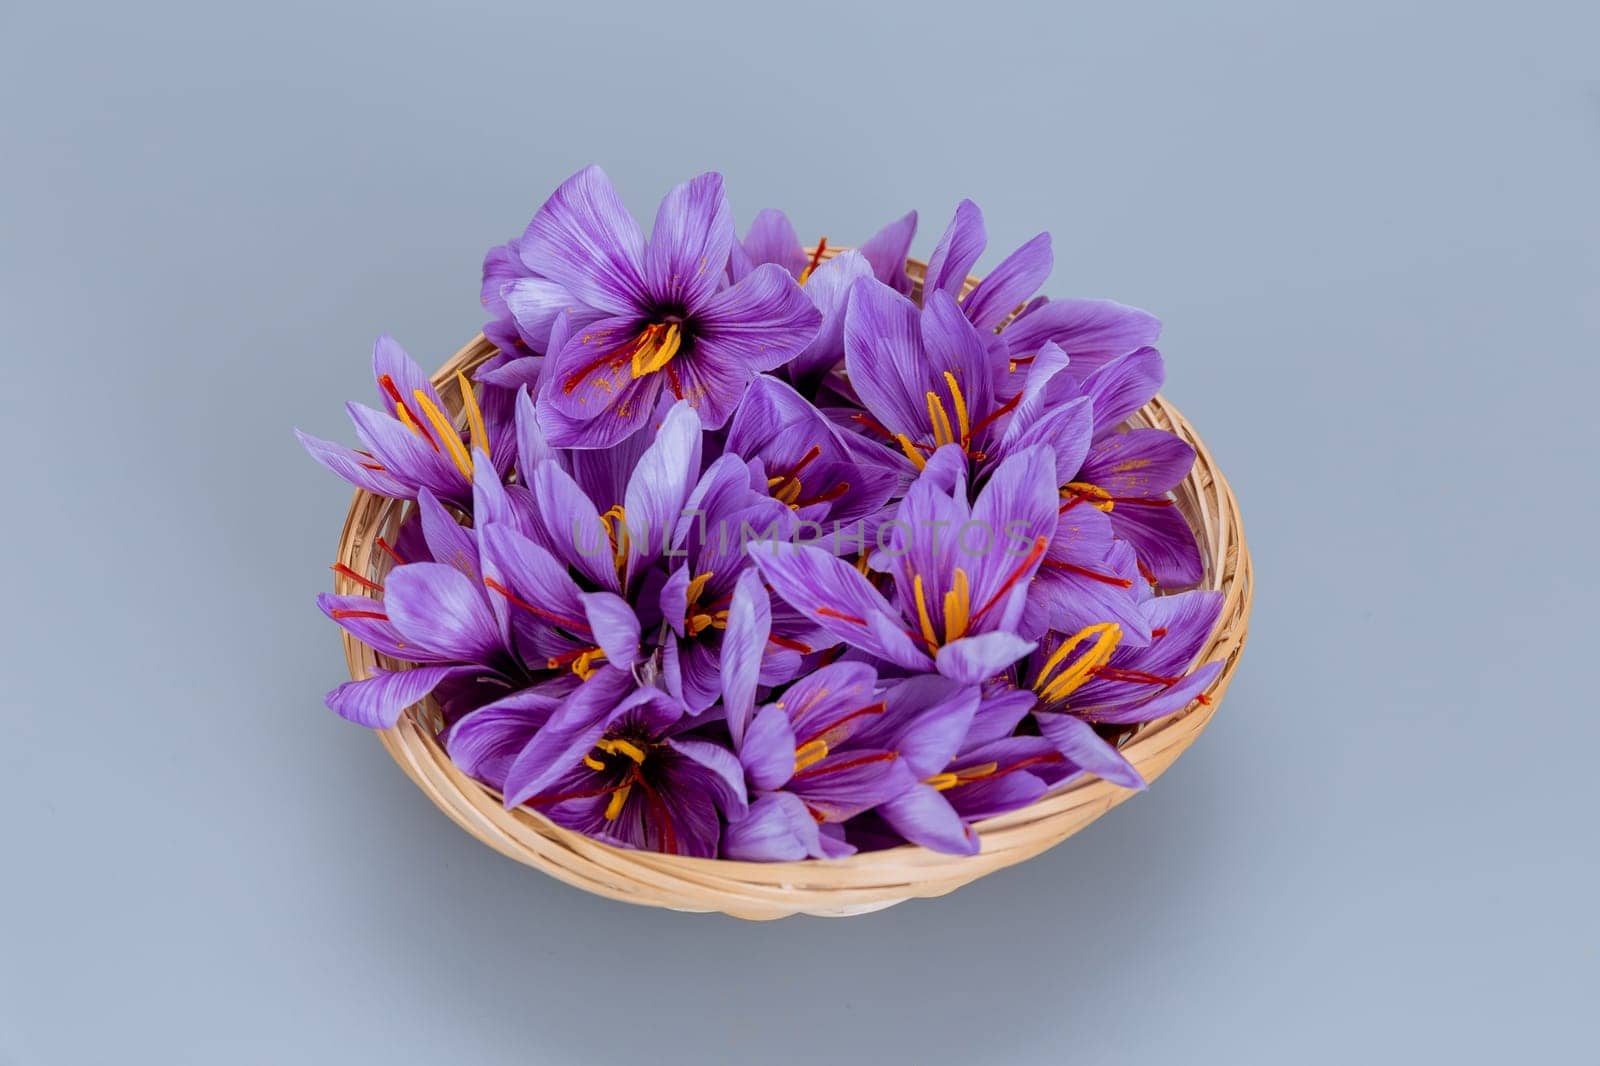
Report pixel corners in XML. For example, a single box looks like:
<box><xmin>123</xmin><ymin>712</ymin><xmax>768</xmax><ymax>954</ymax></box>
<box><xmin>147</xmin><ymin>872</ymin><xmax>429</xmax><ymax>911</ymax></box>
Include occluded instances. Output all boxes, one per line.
<box><xmin>300</xmin><ymin>165</ymin><xmax>1220</xmax><ymax>859</ymax></box>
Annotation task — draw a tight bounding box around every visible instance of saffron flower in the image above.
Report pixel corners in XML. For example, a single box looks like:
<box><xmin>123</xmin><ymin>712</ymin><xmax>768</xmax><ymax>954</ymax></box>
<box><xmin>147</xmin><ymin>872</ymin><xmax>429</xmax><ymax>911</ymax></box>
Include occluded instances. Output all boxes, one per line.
<box><xmin>507</xmin><ymin>166</ymin><xmax>821</xmax><ymax>446</ymax></box>
<box><xmin>297</xmin><ymin>335</ymin><xmax>511</xmax><ymax>507</ymax></box>
<box><xmin>307</xmin><ymin>171</ymin><xmax>1225</xmax><ymax>861</ymax></box>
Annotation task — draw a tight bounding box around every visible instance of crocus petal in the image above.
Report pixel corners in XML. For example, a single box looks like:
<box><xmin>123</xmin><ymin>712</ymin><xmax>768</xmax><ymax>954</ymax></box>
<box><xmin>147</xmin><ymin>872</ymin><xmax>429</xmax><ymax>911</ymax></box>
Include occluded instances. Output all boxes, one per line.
<box><xmin>371</xmin><ymin>334</ymin><xmax>446</xmax><ymax>422</ymax></box>
<box><xmin>623</xmin><ymin>401</ymin><xmax>703</xmax><ymax>581</ymax></box>
<box><xmin>1080</xmin><ymin>428</ymin><xmax>1196</xmax><ymax>497</ymax></box>
<box><xmin>842</xmin><ymin>276</ymin><xmax>930</xmax><ymax>438</ymax></box>
<box><xmin>936</xmin><ymin>632</ymin><xmax>1037</xmax><ymax>685</ymax></box>
<box><xmin>580</xmin><ymin>591</ymin><xmax>639</xmax><ymax>670</ymax></box>
<box><xmin>874</xmin><ymin>675</ymin><xmax>980</xmax><ymax>778</ymax></box>
<box><xmin>749</xmin><ymin>542</ymin><xmax>930</xmax><ymax>672</ymax></box>
<box><xmin>502</xmin><ymin>667</ymin><xmax>640</xmax><ymax>806</ymax></box>
<box><xmin>317</xmin><ymin>592</ymin><xmax>446</xmax><ymax>662</ymax></box>
<box><xmin>722</xmin><ymin>792</ymin><xmax>824</xmax><ymax>861</ymax></box>
<box><xmin>295</xmin><ymin>430</ymin><xmax>415</xmax><ymax>498</ymax></box>
<box><xmin>788</xmin><ymin>249</ymin><xmax>873</xmax><ymax>384</ymax></box>
<box><xmin>856</xmin><ymin>209</ymin><xmax>917</xmax><ymax>295</ymax></box>
<box><xmin>1109</xmin><ymin>501</ymin><xmax>1205</xmax><ymax>589</ymax></box>
<box><xmin>442</xmin><ymin>687</ymin><xmax>563</xmax><ymax>788</ymax></box>
<box><xmin>923</xmin><ymin>199</ymin><xmax>987</xmax><ymax>298</ymax></box>
<box><xmin>1085</xmin><ymin>346</ymin><xmax>1165</xmax><ymax>432</ymax></box>
<box><xmin>920</xmin><ymin>290</ymin><xmax>994</xmax><ymax>426</ymax></box>
<box><xmin>792</xmin><ymin>749</ymin><xmax>912</xmax><ymax>822</ymax></box>
<box><xmin>667</xmin><ymin>736</ymin><xmax>750</xmax><ymax>821</ymax></box>
<box><xmin>740</xmin><ymin>703</ymin><xmax>799</xmax><ymax>790</ymax></box>
<box><xmin>995</xmin><ymin>394</ymin><xmax>1094</xmax><ymax>479</ymax></box>
<box><xmin>502</xmin><ymin>277</ymin><xmax>578</xmax><ymax>352</ymax></box>
<box><xmin>693</xmin><ymin>262</ymin><xmax>823</xmax><ymax>376</ymax></box>
<box><xmin>518</xmin><ymin>164</ymin><xmax>648</xmax><ymax>316</ymax></box>
<box><xmin>645</xmin><ymin>171</ymin><xmax>734</xmax><ymax>309</ymax></box>
<box><xmin>325</xmin><ymin>665</ymin><xmax>470</xmax><ymax>729</ymax></box>
<box><xmin>416</xmin><ymin>488</ymin><xmax>478</xmax><ymax>579</ymax></box>
<box><xmin>1003</xmin><ymin>299</ymin><xmax>1162</xmax><ymax>378</ymax></box>
<box><xmin>384</xmin><ymin>563</ymin><xmax>503</xmax><ymax>662</ymax></box>
<box><xmin>1034</xmin><ymin>713</ymin><xmax>1145</xmax><ymax>790</ymax></box>
<box><xmin>720</xmin><ymin>569</ymin><xmax>771</xmax><ymax>747</ymax></box>
<box><xmin>527</xmin><ymin>460</ymin><xmax>619</xmax><ymax>592</ymax></box>
<box><xmin>740</xmin><ymin>208</ymin><xmax>809</xmax><ymax>278</ymax></box>
<box><xmin>967</xmin><ymin>446</ymin><xmax>1058</xmax><ymax>633</ymax></box>
<box><xmin>961</xmin><ymin>232</ymin><xmax>1052</xmax><ymax>331</ymax></box>
<box><xmin>879</xmin><ymin>784</ymin><xmax>979</xmax><ymax>855</ymax></box>
<box><xmin>346</xmin><ymin>402</ymin><xmax>462</xmax><ymax>502</ymax></box>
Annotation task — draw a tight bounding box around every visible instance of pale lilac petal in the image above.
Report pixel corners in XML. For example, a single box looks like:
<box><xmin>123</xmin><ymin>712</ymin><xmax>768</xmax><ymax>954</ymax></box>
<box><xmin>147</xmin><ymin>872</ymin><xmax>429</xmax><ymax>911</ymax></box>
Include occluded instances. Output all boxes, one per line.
<box><xmin>527</xmin><ymin>461</ymin><xmax>619</xmax><ymax>592</ymax></box>
<box><xmin>1080</xmin><ymin>428</ymin><xmax>1196</xmax><ymax>497</ymax></box>
<box><xmin>720</xmin><ymin>569</ymin><xmax>771</xmax><ymax>746</ymax></box>
<box><xmin>923</xmin><ymin>199</ymin><xmax>987</xmax><ymax>298</ymax></box>
<box><xmin>326</xmin><ymin>665</ymin><xmax>470</xmax><ymax>729</ymax></box>
<box><xmin>694</xmin><ymin>262</ymin><xmax>823</xmax><ymax>374</ymax></box>
<box><xmin>791</xmin><ymin>748</ymin><xmax>913</xmax><ymax>821</ymax></box>
<box><xmin>740</xmin><ymin>208</ymin><xmax>808</xmax><ymax>278</ymax></box>
<box><xmin>384</xmin><ymin>563</ymin><xmax>502</xmax><ymax>662</ymax></box>
<box><xmin>789</xmin><ymin>249</ymin><xmax>872</xmax><ymax>383</ymax></box>
<box><xmin>1085</xmin><ymin>346</ymin><xmax>1165</xmax><ymax>432</ymax></box>
<box><xmin>580</xmin><ymin>591</ymin><xmax>639</xmax><ymax>670</ymax></box>
<box><xmin>371</xmin><ymin>334</ymin><xmax>446</xmax><ymax>420</ymax></box>
<box><xmin>416</xmin><ymin>488</ymin><xmax>478</xmax><ymax>579</ymax></box>
<box><xmin>856</xmin><ymin>209</ymin><xmax>917</xmax><ymax>295</ymax></box>
<box><xmin>936</xmin><ymin>632</ymin><xmax>1036</xmax><ymax>685</ymax></box>
<box><xmin>1003</xmin><ymin>298</ymin><xmax>1161</xmax><ymax>377</ymax></box>
<box><xmin>722</xmin><ymin>793</ymin><xmax>824</xmax><ymax>861</ymax></box>
<box><xmin>842</xmin><ymin>276</ymin><xmax>930</xmax><ymax>438</ymax></box>
<box><xmin>443</xmin><ymin>687</ymin><xmax>562</xmax><ymax>788</ymax></box>
<box><xmin>741</xmin><ymin>704</ymin><xmax>798</xmax><ymax>790</ymax></box>
<box><xmin>345</xmin><ymin>402</ymin><xmax>462</xmax><ymax>502</ymax></box>
<box><xmin>920</xmin><ymin>290</ymin><xmax>994</xmax><ymax>425</ymax></box>
<box><xmin>518</xmin><ymin>164</ymin><xmax>648</xmax><ymax>315</ymax></box>
<box><xmin>667</xmin><ymin>736</ymin><xmax>750</xmax><ymax>821</ymax></box>
<box><xmin>880</xmin><ymin>784</ymin><xmax>979</xmax><ymax>855</ymax></box>
<box><xmin>1035</xmin><ymin>713</ymin><xmax>1145</xmax><ymax>790</ymax></box>
<box><xmin>1109</xmin><ymin>501</ymin><xmax>1205</xmax><ymax>589</ymax></box>
<box><xmin>503</xmin><ymin>277</ymin><xmax>579</xmax><ymax>352</ymax></box>
<box><xmin>961</xmin><ymin>232</ymin><xmax>1052</xmax><ymax>330</ymax></box>
<box><xmin>645</xmin><ymin>171</ymin><xmax>735</xmax><ymax>309</ymax></box>
<box><xmin>623</xmin><ymin>401</ymin><xmax>703</xmax><ymax>580</ymax></box>
<box><xmin>295</xmin><ymin>430</ymin><xmax>415</xmax><ymax>498</ymax></box>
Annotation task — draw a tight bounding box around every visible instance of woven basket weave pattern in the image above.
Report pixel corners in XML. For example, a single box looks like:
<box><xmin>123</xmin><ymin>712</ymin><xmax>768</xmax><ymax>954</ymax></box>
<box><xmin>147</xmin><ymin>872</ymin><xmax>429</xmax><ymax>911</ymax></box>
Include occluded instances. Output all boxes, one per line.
<box><xmin>332</xmin><ymin>261</ymin><xmax>1252</xmax><ymax>919</ymax></box>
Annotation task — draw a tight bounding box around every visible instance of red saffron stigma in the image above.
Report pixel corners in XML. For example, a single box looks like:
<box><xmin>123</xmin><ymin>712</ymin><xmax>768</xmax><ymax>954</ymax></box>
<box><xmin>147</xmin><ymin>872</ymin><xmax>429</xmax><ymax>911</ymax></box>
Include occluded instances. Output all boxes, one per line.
<box><xmin>374</xmin><ymin>536</ymin><xmax>406</xmax><ymax>566</ymax></box>
<box><xmin>1090</xmin><ymin>666</ymin><xmax>1183</xmax><ymax>686</ymax></box>
<box><xmin>1040</xmin><ymin>558</ymin><xmax>1134</xmax><ymax>588</ymax></box>
<box><xmin>795</xmin><ymin>702</ymin><xmax>887</xmax><ymax>748</ymax></box>
<box><xmin>378</xmin><ymin>374</ymin><xmax>440</xmax><ymax>452</ymax></box>
<box><xmin>330</xmin><ymin>563</ymin><xmax>383</xmax><ymax>592</ymax></box>
<box><xmin>816</xmin><ymin>605</ymin><xmax>869</xmax><ymax>626</ymax></box>
<box><xmin>794</xmin><ymin>482</ymin><xmax>851</xmax><ymax>508</ymax></box>
<box><xmin>1137</xmin><ymin>559</ymin><xmax>1159</xmax><ymax>587</ymax></box>
<box><xmin>330</xmin><ymin>608</ymin><xmax>388</xmax><ymax>621</ymax></box>
<box><xmin>768</xmin><ymin>634</ymin><xmax>814</xmax><ymax>654</ymax></box>
<box><xmin>1151</xmin><ymin>627</ymin><xmax>1168</xmax><ymax>639</ymax></box>
<box><xmin>792</xmin><ymin>750</ymin><xmax>896</xmax><ymax>780</ymax></box>
<box><xmin>964</xmin><ymin>390</ymin><xmax>1023</xmax><ymax>444</ymax></box>
<box><xmin>804</xmin><ymin>238</ymin><xmax>828</xmax><ymax>278</ymax></box>
<box><xmin>970</xmin><ymin>535</ymin><xmax>1048</xmax><ymax>622</ymax></box>
<box><xmin>484</xmin><ymin>576</ymin><xmax>590</xmax><ymax>632</ymax></box>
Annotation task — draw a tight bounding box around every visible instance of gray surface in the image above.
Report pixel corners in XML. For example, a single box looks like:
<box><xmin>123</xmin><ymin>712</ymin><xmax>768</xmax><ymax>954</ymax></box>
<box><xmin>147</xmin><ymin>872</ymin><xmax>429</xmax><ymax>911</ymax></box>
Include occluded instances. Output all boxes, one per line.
<box><xmin>3</xmin><ymin>1</ymin><xmax>1596</xmax><ymax>1062</ymax></box>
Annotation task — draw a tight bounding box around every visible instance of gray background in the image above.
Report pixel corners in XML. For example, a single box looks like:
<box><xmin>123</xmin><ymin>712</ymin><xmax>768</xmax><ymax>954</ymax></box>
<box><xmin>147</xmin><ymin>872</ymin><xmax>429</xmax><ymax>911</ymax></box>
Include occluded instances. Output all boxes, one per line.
<box><xmin>3</xmin><ymin>1</ymin><xmax>1596</xmax><ymax>1062</ymax></box>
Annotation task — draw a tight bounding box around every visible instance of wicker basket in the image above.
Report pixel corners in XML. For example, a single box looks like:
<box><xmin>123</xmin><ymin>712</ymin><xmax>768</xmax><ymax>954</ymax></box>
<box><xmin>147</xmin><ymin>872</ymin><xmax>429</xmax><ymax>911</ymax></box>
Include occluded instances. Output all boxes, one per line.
<box><xmin>331</xmin><ymin>257</ymin><xmax>1252</xmax><ymax>920</ymax></box>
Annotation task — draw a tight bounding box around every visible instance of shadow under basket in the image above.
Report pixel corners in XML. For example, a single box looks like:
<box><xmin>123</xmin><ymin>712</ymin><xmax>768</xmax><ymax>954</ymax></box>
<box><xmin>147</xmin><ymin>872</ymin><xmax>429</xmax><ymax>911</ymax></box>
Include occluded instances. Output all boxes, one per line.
<box><xmin>332</xmin><ymin>261</ymin><xmax>1253</xmax><ymax>920</ymax></box>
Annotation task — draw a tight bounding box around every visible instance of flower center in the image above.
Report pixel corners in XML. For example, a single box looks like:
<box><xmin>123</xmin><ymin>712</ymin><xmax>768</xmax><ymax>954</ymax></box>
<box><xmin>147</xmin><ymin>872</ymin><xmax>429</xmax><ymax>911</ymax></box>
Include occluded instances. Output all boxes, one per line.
<box><xmin>683</xmin><ymin>570</ymin><xmax>729</xmax><ymax>636</ymax></box>
<box><xmin>377</xmin><ymin>371</ymin><xmax>488</xmax><ymax>480</ymax></box>
<box><xmin>1032</xmin><ymin>622</ymin><xmax>1123</xmax><ymax>704</ymax></box>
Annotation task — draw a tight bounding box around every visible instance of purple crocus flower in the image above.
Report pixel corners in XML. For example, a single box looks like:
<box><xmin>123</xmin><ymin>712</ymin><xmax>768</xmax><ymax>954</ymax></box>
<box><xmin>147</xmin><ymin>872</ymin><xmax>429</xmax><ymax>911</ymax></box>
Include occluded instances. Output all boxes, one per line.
<box><xmin>750</xmin><ymin>445</ymin><xmax>1056</xmax><ymax>685</ymax></box>
<box><xmin>500</xmin><ymin>166</ymin><xmax>820</xmax><ymax>447</ymax></box>
<box><xmin>500</xmin><ymin>675</ymin><xmax>748</xmax><ymax>857</ymax></box>
<box><xmin>1019</xmin><ymin>561</ymin><xmax>1224</xmax><ymax>788</ymax></box>
<box><xmin>724</xmin><ymin>374</ymin><xmax>900</xmax><ymax>530</ymax></box>
<box><xmin>298</xmin><ymin>335</ymin><xmax>513</xmax><ymax>508</ymax></box>
<box><xmin>844</xmin><ymin>674</ymin><xmax>1067</xmax><ymax>855</ymax></box>
<box><xmin>841</xmin><ymin>278</ymin><xmax>1095</xmax><ymax>486</ymax></box>
<box><xmin>718</xmin><ymin>633</ymin><xmax>912</xmax><ymax>860</ymax></box>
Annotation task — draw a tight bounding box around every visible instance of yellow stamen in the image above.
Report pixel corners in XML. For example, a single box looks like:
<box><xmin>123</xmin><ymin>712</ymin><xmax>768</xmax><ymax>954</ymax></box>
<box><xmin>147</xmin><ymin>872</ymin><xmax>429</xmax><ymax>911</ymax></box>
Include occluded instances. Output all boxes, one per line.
<box><xmin>571</xmin><ymin>648</ymin><xmax>605</xmax><ymax>680</ymax></box>
<box><xmin>604</xmin><ymin>784</ymin><xmax>631</xmax><ymax>820</ymax></box>
<box><xmin>927</xmin><ymin>760</ymin><xmax>999</xmax><ymax>791</ymax></box>
<box><xmin>393</xmin><ymin>401</ymin><xmax>428</xmax><ymax>441</ymax></box>
<box><xmin>912</xmin><ymin>573</ymin><xmax>940</xmax><ymax>650</ymax></box>
<box><xmin>1034</xmin><ymin>622</ymin><xmax>1123</xmax><ymax>704</ymax></box>
<box><xmin>596</xmin><ymin>737</ymin><xmax>648</xmax><ymax>764</ymax></box>
<box><xmin>793</xmin><ymin>739</ymin><xmax>829</xmax><ymax>773</ymax></box>
<box><xmin>943</xmin><ymin>567</ymin><xmax>971</xmax><ymax>642</ymax></box>
<box><xmin>895</xmin><ymin>434</ymin><xmax>928</xmax><ymax>470</ymax></box>
<box><xmin>630</xmin><ymin>322</ymin><xmax>682</xmax><ymax>378</ymax></box>
<box><xmin>599</xmin><ymin>505</ymin><xmax>630</xmax><ymax>571</ymax></box>
<box><xmin>583</xmin><ymin>754</ymin><xmax>606</xmax><ymax>772</ymax></box>
<box><xmin>685</xmin><ymin>571</ymin><xmax>715</xmax><ymax>606</ymax></box>
<box><xmin>413</xmin><ymin>389</ymin><xmax>474</xmax><ymax>479</ymax></box>
<box><xmin>455</xmin><ymin>371</ymin><xmax>490</xmax><ymax>463</ymax></box>
<box><xmin>1064</xmin><ymin>481</ymin><xmax>1115</xmax><ymax>513</ymax></box>
<box><xmin>926</xmin><ymin>390</ymin><xmax>956</xmax><ymax>448</ymax></box>
<box><xmin>687</xmin><ymin>612</ymin><xmax>715</xmax><ymax>636</ymax></box>
<box><xmin>942</xmin><ymin>371</ymin><xmax>971</xmax><ymax>445</ymax></box>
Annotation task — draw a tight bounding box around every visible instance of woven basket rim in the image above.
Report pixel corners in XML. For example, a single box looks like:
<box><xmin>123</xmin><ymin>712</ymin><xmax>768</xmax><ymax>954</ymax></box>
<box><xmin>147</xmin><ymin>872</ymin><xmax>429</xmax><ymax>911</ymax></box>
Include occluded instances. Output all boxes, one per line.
<box><xmin>332</xmin><ymin>254</ymin><xmax>1252</xmax><ymax>917</ymax></box>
